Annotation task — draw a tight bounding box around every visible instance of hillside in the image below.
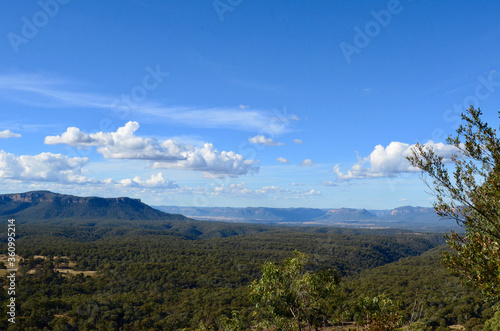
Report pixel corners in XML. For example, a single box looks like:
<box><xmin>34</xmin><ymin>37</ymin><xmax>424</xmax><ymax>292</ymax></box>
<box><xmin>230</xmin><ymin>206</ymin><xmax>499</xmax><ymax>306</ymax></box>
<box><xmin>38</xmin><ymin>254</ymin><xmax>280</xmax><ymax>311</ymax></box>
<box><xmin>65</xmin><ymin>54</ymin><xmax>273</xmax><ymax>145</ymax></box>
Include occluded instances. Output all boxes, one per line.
<box><xmin>0</xmin><ymin>217</ymin><xmax>448</xmax><ymax>329</ymax></box>
<box><xmin>1</xmin><ymin>191</ymin><xmax>478</xmax><ymax>330</ymax></box>
<box><xmin>345</xmin><ymin>246</ymin><xmax>493</xmax><ymax>329</ymax></box>
<box><xmin>0</xmin><ymin>191</ymin><xmax>187</xmax><ymax>221</ymax></box>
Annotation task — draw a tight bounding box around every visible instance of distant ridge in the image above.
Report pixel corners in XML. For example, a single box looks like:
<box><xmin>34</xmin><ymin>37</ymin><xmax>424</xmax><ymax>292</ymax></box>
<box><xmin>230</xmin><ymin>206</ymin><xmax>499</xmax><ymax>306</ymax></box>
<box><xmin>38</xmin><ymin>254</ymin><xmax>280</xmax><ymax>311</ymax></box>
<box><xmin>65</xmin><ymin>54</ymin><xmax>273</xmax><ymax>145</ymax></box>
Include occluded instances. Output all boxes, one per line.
<box><xmin>0</xmin><ymin>191</ymin><xmax>188</xmax><ymax>221</ymax></box>
<box><xmin>316</xmin><ymin>208</ymin><xmax>377</xmax><ymax>221</ymax></box>
<box><xmin>155</xmin><ymin>205</ymin><xmax>458</xmax><ymax>232</ymax></box>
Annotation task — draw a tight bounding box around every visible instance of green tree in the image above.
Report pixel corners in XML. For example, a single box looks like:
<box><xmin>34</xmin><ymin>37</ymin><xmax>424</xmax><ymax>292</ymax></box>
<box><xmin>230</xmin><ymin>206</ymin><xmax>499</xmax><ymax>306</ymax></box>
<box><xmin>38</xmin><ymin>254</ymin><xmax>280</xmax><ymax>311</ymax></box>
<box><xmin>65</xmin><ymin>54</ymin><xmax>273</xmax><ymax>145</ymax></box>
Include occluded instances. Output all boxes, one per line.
<box><xmin>408</xmin><ymin>106</ymin><xmax>500</xmax><ymax>301</ymax></box>
<box><xmin>484</xmin><ymin>310</ymin><xmax>500</xmax><ymax>331</ymax></box>
<box><xmin>249</xmin><ymin>250</ymin><xmax>339</xmax><ymax>330</ymax></box>
<box><xmin>353</xmin><ymin>294</ymin><xmax>404</xmax><ymax>331</ymax></box>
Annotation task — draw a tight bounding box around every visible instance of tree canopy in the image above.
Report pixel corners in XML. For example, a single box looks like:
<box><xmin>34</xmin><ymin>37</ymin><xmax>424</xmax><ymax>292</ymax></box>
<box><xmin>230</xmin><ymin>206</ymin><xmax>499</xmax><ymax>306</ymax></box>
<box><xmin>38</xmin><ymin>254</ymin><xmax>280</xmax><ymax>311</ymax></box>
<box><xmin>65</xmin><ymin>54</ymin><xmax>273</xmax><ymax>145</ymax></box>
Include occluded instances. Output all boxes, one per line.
<box><xmin>408</xmin><ymin>106</ymin><xmax>500</xmax><ymax>302</ymax></box>
<box><xmin>249</xmin><ymin>250</ymin><xmax>339</xmax><ymax>330</ymax></box>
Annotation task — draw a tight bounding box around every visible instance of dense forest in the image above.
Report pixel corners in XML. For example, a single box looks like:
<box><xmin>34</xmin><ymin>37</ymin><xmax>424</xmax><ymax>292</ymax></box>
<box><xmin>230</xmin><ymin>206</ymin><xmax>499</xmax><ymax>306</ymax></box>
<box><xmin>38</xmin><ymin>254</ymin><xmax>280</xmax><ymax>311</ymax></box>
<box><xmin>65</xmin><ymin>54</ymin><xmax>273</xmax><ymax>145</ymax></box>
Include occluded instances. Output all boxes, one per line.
<box><xmin>0</xmin><ymin>217</ymin><xmax>497</xmax><ymax>330</ymax></box>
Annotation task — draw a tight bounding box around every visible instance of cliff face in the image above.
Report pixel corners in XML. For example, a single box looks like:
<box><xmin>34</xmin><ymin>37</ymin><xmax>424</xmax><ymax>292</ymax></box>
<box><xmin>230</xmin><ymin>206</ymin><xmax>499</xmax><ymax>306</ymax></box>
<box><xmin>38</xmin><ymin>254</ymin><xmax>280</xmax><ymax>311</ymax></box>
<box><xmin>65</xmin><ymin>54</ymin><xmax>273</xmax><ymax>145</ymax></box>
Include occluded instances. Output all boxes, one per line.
<box><xmin>0</xmin><ymin>191</ymin><xmax>185</xmax><ymax>221</ymax></box>
<box><xmin>1</xmin><ymin>191</ymin><xmax>141</xmax><ymax>204</ymax></box>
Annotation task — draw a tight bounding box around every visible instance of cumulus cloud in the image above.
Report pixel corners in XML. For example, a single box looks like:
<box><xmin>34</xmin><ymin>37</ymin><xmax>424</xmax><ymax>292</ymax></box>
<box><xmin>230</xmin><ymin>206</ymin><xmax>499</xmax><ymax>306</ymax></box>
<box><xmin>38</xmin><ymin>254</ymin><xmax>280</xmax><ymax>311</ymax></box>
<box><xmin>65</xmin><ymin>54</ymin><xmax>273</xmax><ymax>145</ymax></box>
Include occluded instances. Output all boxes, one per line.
<box><xmin>46</xmin><ymin>122</ymin><xmax>258</xmax><ymax>177</ymax></box>
<box><xmin>118</xmin><ymin>173</ymin><xmax>178</xmax><ymax>188</ymax></box>
<box><xmin>0</xmin><ymin>130</ymin><xmax>21</xmax><ymax>139</ymax></box>
<box><xmin>152</xmin><ymin>143</ymin><xmax>257</xmax><ymax>177</ymax></box>
<box><xmin>248</xmin><ymin>135</ymin><xmax>284</xmax><ymax>146</ymax></box>
<box><xmin>277</xmin><ymin>157</ymin><xmax>290</xmax><ymax>163</ymax></box>
<box><xmin>45</xmin><ymin>122</ymin><xmax>183</xmax><ymax>160</ymax></box>
<box><xmin>334</xmin><ymin>141</ymin><xmax>460</xmax><ymax>181</ymax></box>
<box><xmin>0</xmin><ymin>151</ymin><xmax>95</xmax><ymax>184</ymax></box>
<box><xmin>300</xmin><ymin>159</ymin><xmax>315</xmax><ymax>167</ymax></box>
<box><xmin>44</xmin><ymin>127</ymin><xmax>97</xmax><ymax>146</ymax></box>
<box><xmin>293</xmin><ymin>139</ymin><xmax>303</xmax><ymax>144</ymax></box>
<box><xmin>321</xmin><ymin>180</ymin><xmax>337</xmax><ymax>187</ymax></box>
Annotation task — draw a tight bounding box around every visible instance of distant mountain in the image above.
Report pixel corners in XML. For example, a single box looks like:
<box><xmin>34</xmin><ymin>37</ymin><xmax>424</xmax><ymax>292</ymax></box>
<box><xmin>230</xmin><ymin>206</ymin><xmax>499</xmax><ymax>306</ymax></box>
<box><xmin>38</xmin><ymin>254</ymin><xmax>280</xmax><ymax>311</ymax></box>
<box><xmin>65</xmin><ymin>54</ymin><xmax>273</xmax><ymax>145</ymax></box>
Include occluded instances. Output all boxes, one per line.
<box><xmin>155</xmin><ymin>205</ymin><xmax>459</xmax><ymax>232</ymax></box>
<box><xmin>0</xmin><ymin>191</ymin><xmax>187</xmax><ymax>221</ymax></box>
<box><xmin>0</xmin><ymin>190</ymin><xmax>457</xmax><ymax>232</ymax></box>
<box><xmin>155</xmin><ymin>206</ymin><xmax>326</xmax><ymax>223</ymax></box>
<box><xmin>316</xmin><ymin>208</ymin><xmax>377</xmax><ymax>222</ymax></box>
<box><xmin>386</xmin><ymin>206</ymin><xmax>439</xmax><ymax>220</ymax></box>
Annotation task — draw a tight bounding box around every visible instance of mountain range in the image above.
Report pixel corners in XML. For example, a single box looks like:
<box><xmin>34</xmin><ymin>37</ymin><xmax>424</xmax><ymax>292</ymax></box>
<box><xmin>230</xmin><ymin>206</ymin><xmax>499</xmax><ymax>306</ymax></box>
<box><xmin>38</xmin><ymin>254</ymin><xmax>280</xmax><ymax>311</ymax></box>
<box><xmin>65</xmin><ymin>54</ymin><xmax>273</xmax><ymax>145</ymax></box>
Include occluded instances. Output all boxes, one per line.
<box><xmin>155</xmin><ymin>205</ymin><xmax>460</xmax><ymax>232</ymax></box>
<box><xmin>0</xmin><ymin>191</ymin><xmax>460</xmax><ymax>232</ymax></box>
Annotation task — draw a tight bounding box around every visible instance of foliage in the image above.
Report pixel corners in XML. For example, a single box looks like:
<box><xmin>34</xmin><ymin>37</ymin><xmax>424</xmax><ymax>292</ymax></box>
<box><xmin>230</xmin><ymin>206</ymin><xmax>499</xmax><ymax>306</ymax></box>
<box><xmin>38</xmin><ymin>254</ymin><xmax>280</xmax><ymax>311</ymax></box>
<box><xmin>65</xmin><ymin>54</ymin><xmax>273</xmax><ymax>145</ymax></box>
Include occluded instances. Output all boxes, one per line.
<box><xmin>408</xmin><ymin>106</ymin><xmax>500</xmax><ymax>302</ymax></box>
<box><xmin>345</xmin><ymin>246</ymin><xmax>493</xmax><ymax>329</ymax></box>
<box><xmin>249</xmin><ymin>250</ymin><xmax>339</xmax><ymax>330</ymax></box>
<box><xmin>353</xmin><ymin>294</ymin><xmax>404</xmax><ymax>330</ymax></box>
<box><xmin>0</xmin><ymin>221</ymin><xmax>466</xmax><ymax>330</ymax></box>
<box><xmin>217</xmin><ymin>310</ymin><xmax>247</xmax><ymax>330</ymax></box>
<box><xmin>484</xmin><ymin>310</ymin><xmax>500</xmax><ymax>331</ymax></box>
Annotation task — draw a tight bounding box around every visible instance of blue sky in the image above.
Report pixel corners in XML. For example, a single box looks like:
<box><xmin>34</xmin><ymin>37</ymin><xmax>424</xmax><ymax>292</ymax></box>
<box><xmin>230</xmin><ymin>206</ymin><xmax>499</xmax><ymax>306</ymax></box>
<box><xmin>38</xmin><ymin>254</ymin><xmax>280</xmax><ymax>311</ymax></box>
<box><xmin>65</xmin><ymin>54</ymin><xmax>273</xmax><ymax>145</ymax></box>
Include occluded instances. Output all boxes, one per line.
<box><xmin>1</xmin><ymin>0</ymin><xmax>500</xmax><ymax>209</ymax></box>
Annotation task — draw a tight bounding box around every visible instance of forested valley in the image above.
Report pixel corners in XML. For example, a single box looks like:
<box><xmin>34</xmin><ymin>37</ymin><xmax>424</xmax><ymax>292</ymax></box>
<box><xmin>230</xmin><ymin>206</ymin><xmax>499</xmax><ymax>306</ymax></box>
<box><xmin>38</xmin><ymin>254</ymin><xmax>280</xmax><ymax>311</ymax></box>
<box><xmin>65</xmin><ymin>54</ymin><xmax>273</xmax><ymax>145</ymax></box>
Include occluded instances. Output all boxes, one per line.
<box><xmin>0</xmin><ymin>217</ymin><xmax>497</xmax><ymax>330</ymax></box>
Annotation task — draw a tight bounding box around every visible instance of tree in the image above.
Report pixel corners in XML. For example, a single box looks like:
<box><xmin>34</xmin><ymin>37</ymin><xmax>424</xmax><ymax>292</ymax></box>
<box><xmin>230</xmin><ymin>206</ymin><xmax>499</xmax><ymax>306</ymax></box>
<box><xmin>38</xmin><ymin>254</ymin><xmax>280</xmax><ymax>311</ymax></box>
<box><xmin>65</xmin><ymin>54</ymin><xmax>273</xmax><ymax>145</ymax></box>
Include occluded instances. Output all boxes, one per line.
<box><xmin>407</xmin><ymin>106</ymin><xmax>500</xmax><ymax>302</ymax></box>
<box><xmin>353</xmin><ymin>294</ymin><xmax>404</xmax><ymax>331</ymax></box>
<box><xmin>484</xmin><ymin>310</ymin><xmax>500</xmax><ymax>331</ymax></box>
<box><xmin>249</xmin><ymin>250</ymin><xmax>339</xmax><ymax>330</ymax></box>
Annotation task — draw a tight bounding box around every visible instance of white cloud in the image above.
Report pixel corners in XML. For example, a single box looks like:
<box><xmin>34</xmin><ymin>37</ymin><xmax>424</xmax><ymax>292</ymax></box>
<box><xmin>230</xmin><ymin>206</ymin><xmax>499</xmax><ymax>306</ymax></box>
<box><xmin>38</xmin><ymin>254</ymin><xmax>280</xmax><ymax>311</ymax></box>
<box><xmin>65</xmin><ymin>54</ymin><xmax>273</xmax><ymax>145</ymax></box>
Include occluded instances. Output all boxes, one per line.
<box><xmin>45</xmin><ymin>127</ymin><xmax>96</xmax><ymax>146</ymax></box>
<box><xmin>46</xmin><ymin>122</ymin><xmax>258</xmax><ymax>177</ymax></box>
<box><xmin>277</xmin><ymin>157</ymin><xmax>290</xmax><ymax>163</ymax></box>
<box><xmin>334</xmin><ymin>141</ymin><xmax>460</xmax><ymax>180</ymax></box>
<box><xmin>0</xmin><ymin>150</ymin><xmax>95</xmax><ymax>184</ymax></box>
<box><xmin>210</xmin><ymin>182</ymin><xmax>322</xmax><ymax>199</ymax></box>
<box><xmin>300</xmin><ymin>159</ymin><xmax>315</xmax><ymax>166</ymax></box>
<box><xmin>249</xmin><ymin>135</ymin><xmax>284</xmax><ymax>146</ymax></box>
<box><xmin>0</xmin><ymin>130</ymin><xmax>21</xmax><ymax>139</ymax></box>
<box><xmin>118</xmin><ymin>173</ymin><xmax>178</xmax><ymax>189</ymax></box>
<box><xmin>293</xmin><ymin>139</ymin><xmax>303</xmax><ymax>144</ymax></box>
<box><xmin>46</xmin><ymin>122</ymin><xmax>184</xmax><ymax>161</ymax></box>
<box><xmin>152</xmin><ymin>143</ymin><xmax>258</xmax><ymax>177</ymax></box>
<box><xmin>321</xmin><ymin>180</ymin><xmax>337</xmax><ymax>187</ymax></box>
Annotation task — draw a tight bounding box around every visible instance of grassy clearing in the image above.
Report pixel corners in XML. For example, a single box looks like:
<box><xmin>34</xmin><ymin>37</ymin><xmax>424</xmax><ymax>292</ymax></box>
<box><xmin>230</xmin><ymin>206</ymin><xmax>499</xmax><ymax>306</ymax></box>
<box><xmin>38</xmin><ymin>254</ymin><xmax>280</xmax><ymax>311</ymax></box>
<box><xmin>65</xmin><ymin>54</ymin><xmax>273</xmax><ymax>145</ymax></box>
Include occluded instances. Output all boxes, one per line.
<box><xmin>0</xmin><ymin>254</ymin><xmax>96</xmax><ymax>277</ymax></box>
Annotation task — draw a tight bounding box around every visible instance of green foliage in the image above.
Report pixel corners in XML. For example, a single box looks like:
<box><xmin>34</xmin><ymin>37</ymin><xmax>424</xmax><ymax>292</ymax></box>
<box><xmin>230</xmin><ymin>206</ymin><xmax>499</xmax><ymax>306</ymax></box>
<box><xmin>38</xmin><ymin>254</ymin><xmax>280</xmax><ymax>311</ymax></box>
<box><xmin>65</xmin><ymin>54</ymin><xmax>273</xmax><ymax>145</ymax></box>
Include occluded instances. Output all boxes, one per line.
<box><xmin>0</xmin><ymin>221</ymin><xmax>465</xmax><ymax>329</ymax></box>
<box><xmin>217</xmin><ymin>310</ymin><xmax>247</xmax><ymax>330</ymax></box>
<box><xmin>249</xmin><ymin>250</ymin><xmax>339</xmax><ymax>330</ymax></box>
<box><xmin>354</xmin><ymin>294</ymin><xmax>404</xmax><ymax>330</ymax></box>
<box><xmin>408</xmin><ymin>106</ymin><xmax>500</xmax><ymax>302</ymax></box>
<box><xmin>484</xmin><ymin>310</ymin><xmax>500</xmax><ymax>331</ymax></box>
<box><xmin>346</xmin><ymin>246</ymin><xmax>493</xmax><ymax>328</ymax></box>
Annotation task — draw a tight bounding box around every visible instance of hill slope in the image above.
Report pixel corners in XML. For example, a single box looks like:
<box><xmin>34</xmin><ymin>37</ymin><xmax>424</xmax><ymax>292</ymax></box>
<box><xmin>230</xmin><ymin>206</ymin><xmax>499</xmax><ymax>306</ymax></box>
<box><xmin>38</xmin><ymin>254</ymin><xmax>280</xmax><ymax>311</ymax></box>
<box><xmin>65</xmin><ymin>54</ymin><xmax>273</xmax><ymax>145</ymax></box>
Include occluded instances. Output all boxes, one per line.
<box><xmin>0</xmin><ymin>191</ymin><xmax>187</xmax><ymax>221</ymax></box>
<box><xmin>345</xmin><ymin>246</ymin><xmax>492</xmax><ymax>328</ymax></box>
